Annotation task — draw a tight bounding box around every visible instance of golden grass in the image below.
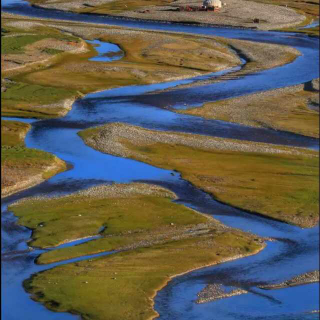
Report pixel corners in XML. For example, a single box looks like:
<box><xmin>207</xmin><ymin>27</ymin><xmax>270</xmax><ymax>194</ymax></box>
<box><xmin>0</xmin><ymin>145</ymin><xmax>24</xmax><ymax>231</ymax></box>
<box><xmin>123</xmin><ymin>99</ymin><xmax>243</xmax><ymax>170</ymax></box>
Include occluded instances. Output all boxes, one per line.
<box><xmin>178</xmin><ymin>87</ymin><xmax>319</xmax><ymax>138</ymax></box>
<box><xmin>13</xmin><ymin>29</ymin><xmax>239</xmax><ymax>95</ymax></box>
<box><xmin>2</xmin><ymin>16</ymin><xmax>240</xmax><ymax>119</ymax></box>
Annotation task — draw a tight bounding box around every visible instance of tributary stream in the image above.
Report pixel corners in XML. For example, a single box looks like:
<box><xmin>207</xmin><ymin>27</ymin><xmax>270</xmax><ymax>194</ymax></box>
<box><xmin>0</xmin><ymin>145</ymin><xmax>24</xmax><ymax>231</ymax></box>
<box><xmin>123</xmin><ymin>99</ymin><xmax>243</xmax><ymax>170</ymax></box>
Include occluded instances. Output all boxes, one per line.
<box><xmin>1</xmin><ymin>0</ymin><xmax>319</xmax><ymax>319</ymax></box>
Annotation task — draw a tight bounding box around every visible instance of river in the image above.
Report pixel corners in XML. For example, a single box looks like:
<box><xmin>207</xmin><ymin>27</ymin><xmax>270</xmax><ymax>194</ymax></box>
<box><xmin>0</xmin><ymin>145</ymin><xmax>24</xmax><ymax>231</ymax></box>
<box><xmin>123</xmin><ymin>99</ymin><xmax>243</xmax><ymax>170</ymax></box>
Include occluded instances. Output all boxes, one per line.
<box><xmin>1</xmin><ymin>0</ymin><xmax>319</xmax><ymax>319</ymax></box>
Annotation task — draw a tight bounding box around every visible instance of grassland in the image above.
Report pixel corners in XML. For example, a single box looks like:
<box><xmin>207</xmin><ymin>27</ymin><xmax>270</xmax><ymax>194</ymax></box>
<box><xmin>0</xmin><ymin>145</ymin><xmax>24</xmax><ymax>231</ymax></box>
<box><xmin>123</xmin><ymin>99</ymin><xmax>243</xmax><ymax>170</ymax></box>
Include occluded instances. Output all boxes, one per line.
<box><xmin>1</xmin><ymin>23</ymin><xmax>85</xmax><ymax>118</ymax></box>
<box><xmin>2</xmin><ymin>34</ymin><xmax>50</xmax><ymax>54</ymax></box>
<box><xmin>2</xmin><ymin>5</ymin><xmax>317</xmax><ymax>320</ymax></box>
<box><xmin>1</xmin><ymin>120</ymin><xmax>31</xmax><ymax>146</ymax></box>
<box><xmin>10</xmin><ymin>184</ymin><xmax>208</xmax><ymax>249</ymax></box>
<box><xmin>1</xmin><ymin>24</ymin><xmax>82</xmax><ymax>71</ymax></box>
<box><xmin>26</xmin><ymin>233</ymin><xmax>263</xmax><ymax>320</ymax></box>
<box><xmin>9</xmin><ymin>183</ymin><xmax>264</xmax><ymax>320</ymax></box>
<box><xmin>1</xmin><ymin>13</ymin><xmax>303</xmax><ymax>121</ymax></box>
<box><xmin>3</xmin><ymin>15</ymin><xmax>301</xmax><ymax>120</ymax></box>
<box><xmin>1</xmin><ymin>120</ymin><xmax>66</xmax><ymax>197</ymax></box>
<box><xmin>178</xmin><ymin>82</ymin><xmax>319</xmax><ymax>138</ymax></box>
<box><xmin>79</xmin><ymin>123</ymin><xmax>319</xmax><ymax>228</ymax></box>
<box><xmin>1</xmin><ymin>80</ymin><xmax>80</xmax><ymax>119</ymax></box>
<box><xmin>11</xmin><ymin>24</ymin><xmax>240</xmax><ymax>92</ymax></box>
<box><xmin>1</xmin><ymin>15</ymin><xmax>243</xmax><ymax>119</ymax></box>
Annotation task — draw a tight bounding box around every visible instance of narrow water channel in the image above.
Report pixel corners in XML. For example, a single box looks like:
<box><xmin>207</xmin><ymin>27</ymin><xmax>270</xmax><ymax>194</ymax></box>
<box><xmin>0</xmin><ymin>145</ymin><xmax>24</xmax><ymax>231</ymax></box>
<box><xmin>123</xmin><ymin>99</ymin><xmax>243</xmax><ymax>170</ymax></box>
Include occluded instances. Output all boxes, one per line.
<box><xmin>1</xmin><ymin>1</ymin><xmax>319</xmax><ymax>319</ymax></box>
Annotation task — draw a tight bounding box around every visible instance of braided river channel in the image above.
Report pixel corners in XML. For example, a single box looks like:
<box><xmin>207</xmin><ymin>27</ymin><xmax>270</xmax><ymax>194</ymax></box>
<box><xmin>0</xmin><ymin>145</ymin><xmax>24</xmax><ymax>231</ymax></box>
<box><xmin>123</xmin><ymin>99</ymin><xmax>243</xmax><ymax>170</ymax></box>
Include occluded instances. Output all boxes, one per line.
<box><xmin>1</xmin><ymin>0</ymin><xmax>319</xmax><ymax>319</ymax></box>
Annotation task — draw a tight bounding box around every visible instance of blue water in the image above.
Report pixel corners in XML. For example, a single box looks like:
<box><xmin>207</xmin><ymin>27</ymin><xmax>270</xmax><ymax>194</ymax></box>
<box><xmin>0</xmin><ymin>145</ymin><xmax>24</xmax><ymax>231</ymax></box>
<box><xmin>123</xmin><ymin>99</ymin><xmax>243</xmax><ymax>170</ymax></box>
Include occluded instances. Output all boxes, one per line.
<box><xmin>87</xmin><ymin>39</ymin><xmax>124</xmax><ymax>62</ymax></box>
<box><xmin>1</xmin><ymin>0</ymin><xmax>319</xmax><ymax>319</ymax></box>
<box><xmin>300</xmin><ymin>20</ymin><xmax>320</xmax><ymax>30</ymax></box>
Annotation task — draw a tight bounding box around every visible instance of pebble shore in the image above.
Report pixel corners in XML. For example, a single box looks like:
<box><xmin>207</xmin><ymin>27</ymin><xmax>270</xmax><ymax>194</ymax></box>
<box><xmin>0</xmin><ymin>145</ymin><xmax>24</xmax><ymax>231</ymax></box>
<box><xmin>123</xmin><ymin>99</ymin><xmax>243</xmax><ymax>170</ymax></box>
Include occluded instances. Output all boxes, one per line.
<box><xmin>196</xmin><ymin>270</ymin><xmax>319</xmax><ymax>304</ymax></box>
<box><xmin>29</xmin><ymin>0</ymin><xmax>306</xmax><ymax>31</ymax></box>
<box><xmin>259</xmin><ymin>270</ymin><xmax>320</xmax><ymax>290</ymax></box>
<box><xmin>80</xmin><ymin>122</ymin><xmax>314</xmax><ymax>160</ymax></box>
<box><xmin>11</xmin><ymin>182</ymin><xmax>178</xmax><ymax>205</ymax></box>
<box><xmin>179</xmin><ymin>79</ymin><xmax>319</xmax><ymax>137</ymax></box>
<box><xmin>197</xmin><ymin>283</ymin><xmax>248</xmax><ymax>303</ymax></box>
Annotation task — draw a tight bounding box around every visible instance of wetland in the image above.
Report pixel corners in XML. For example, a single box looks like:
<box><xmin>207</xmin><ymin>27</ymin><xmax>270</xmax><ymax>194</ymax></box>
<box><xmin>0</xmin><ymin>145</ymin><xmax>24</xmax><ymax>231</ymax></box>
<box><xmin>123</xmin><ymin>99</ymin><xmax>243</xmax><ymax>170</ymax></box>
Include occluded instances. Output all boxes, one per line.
<box><xmin>1</xmin><ymin>0</ymin><xmax>319</xmax><ymax>319</ymax></box>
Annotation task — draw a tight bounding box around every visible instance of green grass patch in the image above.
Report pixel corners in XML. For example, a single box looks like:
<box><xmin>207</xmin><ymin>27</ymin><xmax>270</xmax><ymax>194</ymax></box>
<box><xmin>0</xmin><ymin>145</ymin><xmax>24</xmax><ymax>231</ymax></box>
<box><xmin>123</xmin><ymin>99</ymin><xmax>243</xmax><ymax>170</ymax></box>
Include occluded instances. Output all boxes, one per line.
<box><xmin>1</xmin><ymin>80</ymin><xmax>78</xmax><ymax>118</ymax></box>
<box><xmin>14</xmin><ymin>183</ymin><xmax>263</xmax><ymax>320</ymax></box>
<box><xmin>1</xmin><ymin>23</ymin><xmax>83</xmax><ymax>118</ymax></box>
<box><xmin>6</xmin><ymin>22</ymin><xmax>239</xmax><ymax>99</ymax></box>
<box><xmin>80</xmin><ymin>125</ymin><xmax>319</xmax><ymax>228</ymax></box>
<box><xmin>2</xmin><ymin>81</ymin><xmax>75</xmax><ymax>105</ymax></box>
<box><xmin>1</xmin><ymin>28</ymin><xmax>80</xmax><ymax>54</ymax></box>
<box><xmin>2</xmin><ymin>145</ymin><xmax>57</xmax><ymax>166</ymax></box>
<box><xmin>9</xmin><ymin>185</ymin><xmax>208</xmax><ymax>249</ymax></box>
<box><xmin>41</xmin><ymin>48</ymin><xmax>64</xmax><ymax>55</ymax></box>
<box><xmin>129</xmin><ymin>143</ymin><xmax>319</xmax><ymax>227</ymax></box>
<box><xmin>25</xmin><ymin>230</ymin><xmax>263</xmax><ymax>320</ymax></box>
<box><xmin>1</xmin><ymin>34</ymin><xmax>48</xmax><ymax>54</ymax></box>
<box><xmin>2</xmin><ymin>145</ymin><xmax>67</xmax><ymax>196</ymax></box>
<box><xmin>1</xmin><ymin>120</ymin><xmax>31</xmax><ymax>146</ymax></box>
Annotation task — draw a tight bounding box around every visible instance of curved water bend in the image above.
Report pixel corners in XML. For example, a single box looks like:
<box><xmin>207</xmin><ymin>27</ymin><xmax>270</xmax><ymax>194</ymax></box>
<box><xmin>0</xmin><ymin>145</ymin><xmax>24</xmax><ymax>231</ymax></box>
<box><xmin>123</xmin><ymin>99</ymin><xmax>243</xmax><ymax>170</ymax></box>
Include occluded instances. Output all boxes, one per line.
<box><xmin>2</xmin><ymin>0</ymin><xmax>319</xmax><ymax>150</ymax></box>
<box><xmin>87</xmin><ymin>39</ymin><xmax>124</xmax><ymax>62</ymax></box>
<box><xmin>1</xmin><ymin>1</ymin><xmax>319</xmax><ymax>320</ymax></box>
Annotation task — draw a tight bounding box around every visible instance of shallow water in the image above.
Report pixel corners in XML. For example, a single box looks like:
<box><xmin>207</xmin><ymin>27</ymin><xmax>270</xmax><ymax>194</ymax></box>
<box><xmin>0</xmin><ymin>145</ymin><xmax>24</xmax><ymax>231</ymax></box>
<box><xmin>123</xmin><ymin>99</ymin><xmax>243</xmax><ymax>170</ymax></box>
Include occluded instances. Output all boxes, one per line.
<box><xmin>87</xmin><ymin>39</ymin><xmax>124</xmax><ymax>62</ymax></box>
<box><xmin>300</xmin><ymin>19</ymin><xmax>320</xmax><ymax>30</ymax></box>
<box><xmin>1</xmin><ymin>0</ymin><xmax>319</xmax><ymax>319</ymax></box>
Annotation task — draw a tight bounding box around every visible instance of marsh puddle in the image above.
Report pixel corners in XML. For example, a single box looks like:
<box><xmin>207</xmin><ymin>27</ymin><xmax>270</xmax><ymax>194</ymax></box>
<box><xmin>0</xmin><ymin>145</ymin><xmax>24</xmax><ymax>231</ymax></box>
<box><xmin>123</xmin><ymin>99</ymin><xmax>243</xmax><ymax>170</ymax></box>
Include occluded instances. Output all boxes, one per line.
<box><xmin>87</xmin><ymin>39</ymin><xmax>124</xmax><ymax>62</ymax></box>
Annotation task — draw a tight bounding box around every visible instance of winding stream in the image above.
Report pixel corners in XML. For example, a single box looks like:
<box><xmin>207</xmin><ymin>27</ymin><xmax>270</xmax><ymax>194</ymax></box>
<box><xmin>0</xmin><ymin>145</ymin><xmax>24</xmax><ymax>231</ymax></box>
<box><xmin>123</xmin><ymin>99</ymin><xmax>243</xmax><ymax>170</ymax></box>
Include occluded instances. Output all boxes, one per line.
<box><xmin>1</xmin><ymin>0</ymin><xmax>319</xmax><ymax>319</ymax></box>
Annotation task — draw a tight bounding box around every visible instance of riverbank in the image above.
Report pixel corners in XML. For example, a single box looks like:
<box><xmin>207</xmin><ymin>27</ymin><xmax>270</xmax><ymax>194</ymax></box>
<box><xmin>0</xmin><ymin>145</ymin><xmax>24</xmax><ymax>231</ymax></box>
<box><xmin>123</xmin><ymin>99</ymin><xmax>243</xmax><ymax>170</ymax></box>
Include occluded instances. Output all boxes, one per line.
<box><xmin>1</xmin><ymin>18</ymin><xmax>87</xmax><ymax>118</ymax></box>
<box><xmin>259</xmin><ymin>270</ymin><xmax>319</xmax><ymax>290</ymax></box>
<box><xmin>27</xmin><ymin>0</ymin><xmax>308</xmax><ymax>32</ymax></box>
<box><xmin>150</xmin><ymin>36</ymin><xmax>301</xmax><ymax>94</ymax></box>
<box><xmin>177</xmin><ymin>79</ymin><xmax>319</xmax><ymax>138</ymax></box>
<box><xmin>0</xmin><ymin>9</ymin><xmax>303</xmax><ymax>199</ymax></box>
<box><xmin>2</xmin><ymin>12</ymin><xmax>304</xmax><ymax>109</ymax></box>
<box><xmin>79</xmin><ymin>123</ymin><xmax>319</xmax><ymax>228</ymax></box>
<box><xmin>8</xmin><ymin>183</ymin><xmax>265</xmax><ymax>320</ymax></box>
<box><xmin>1</xmin><ymin>12</ymin><xmax>241</xmax><ymax>196</ymax></box>
<box><xmin>1</xmin><ymin>120</ymin><xmax>67</xmax><ymax>198</ymax></box>
<box><xmin>196</xmin><ymin>270</ymin><xmax>320</xmax><ymax>304</ymax></box>
<box><xmin>1</xmin><ymin>12</ymin><xmax>246</xmax><ymax>118</ymax></box>
<box><xmin>249</xmin><ymin>0</ymin><xmax>319</xmax><ymax>35</ymax></box>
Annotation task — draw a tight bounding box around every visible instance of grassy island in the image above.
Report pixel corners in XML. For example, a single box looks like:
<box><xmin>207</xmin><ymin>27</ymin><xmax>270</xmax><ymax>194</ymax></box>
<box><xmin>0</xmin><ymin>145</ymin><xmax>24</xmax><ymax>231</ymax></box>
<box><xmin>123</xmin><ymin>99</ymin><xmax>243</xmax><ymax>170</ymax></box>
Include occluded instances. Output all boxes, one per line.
<box><xmin>9</xmin><ymin>183</ymin><xmax>264</xmax><ymax>320</ymax></box>
<box><xmin>79</xmin><ymin>123</ymin><xmax>319</xmax><ymax>228</ymax></box>
<box><xmin>1</xmin><ymin>120</ymin><xmax>66</xmax><ymax>197</ymax></box>
<box><xmin>178</xmin><ymin>81</ymin><xmax>319</xmax><ymax>138</ymax></box>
